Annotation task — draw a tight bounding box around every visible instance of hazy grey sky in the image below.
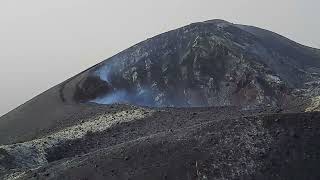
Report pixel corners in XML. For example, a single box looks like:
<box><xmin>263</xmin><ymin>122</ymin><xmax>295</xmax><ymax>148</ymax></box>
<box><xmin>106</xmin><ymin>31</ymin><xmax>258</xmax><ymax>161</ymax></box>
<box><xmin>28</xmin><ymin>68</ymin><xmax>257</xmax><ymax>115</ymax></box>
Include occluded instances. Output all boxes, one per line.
<box><xmin>0</xmin><ymin>0</ymin><xmax>319</xmax><ymax>116</ymax></box>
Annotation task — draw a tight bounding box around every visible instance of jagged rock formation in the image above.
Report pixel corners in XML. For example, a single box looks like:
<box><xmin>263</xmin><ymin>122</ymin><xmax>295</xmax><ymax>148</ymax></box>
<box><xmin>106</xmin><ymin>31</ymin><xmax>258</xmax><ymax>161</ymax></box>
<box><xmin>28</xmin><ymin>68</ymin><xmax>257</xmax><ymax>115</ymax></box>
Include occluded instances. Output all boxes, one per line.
<box><xmin>1</xmin><ymin>20</ymin><xmax>320</xmax><ymax>180</ymax></box>
<box><xmin>71</xmin><ymin>20</ymin><xmax>320</xmax><ymax>110</ymax></box>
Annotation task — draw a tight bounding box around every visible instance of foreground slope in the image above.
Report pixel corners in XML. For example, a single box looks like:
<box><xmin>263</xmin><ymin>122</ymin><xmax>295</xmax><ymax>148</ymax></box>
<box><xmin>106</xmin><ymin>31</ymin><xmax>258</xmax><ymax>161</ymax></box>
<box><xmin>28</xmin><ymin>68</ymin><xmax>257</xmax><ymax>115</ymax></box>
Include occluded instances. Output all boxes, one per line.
<box><xmin>1</xmin><ymin>20</ymin><xmax>320</xmax><ymax>179</ymax></box>
<box><xmin>1</xmin><ymin>106</ymin><xmax>320</xmax><ymax>180</ymax></box>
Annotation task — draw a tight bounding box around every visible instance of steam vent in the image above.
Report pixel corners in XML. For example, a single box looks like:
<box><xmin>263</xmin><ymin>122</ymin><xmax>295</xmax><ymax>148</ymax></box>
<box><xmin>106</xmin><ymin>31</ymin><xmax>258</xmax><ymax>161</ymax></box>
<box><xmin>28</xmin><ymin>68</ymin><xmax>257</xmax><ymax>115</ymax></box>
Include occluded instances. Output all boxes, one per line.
<box><xmin>1</xmin><ymin>20</ymin><xmax>320</xmax><ymax>180</ymax></box>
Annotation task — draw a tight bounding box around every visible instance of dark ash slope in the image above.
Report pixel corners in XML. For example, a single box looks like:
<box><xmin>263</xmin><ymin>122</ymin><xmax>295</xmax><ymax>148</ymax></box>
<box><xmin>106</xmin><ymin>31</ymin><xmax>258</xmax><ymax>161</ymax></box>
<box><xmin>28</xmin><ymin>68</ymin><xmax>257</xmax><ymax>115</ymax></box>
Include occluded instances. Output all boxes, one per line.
<box><xmin>2</xmin><ymin>107</ymin><xmax>320</xmax><ymax>180</ymax></box>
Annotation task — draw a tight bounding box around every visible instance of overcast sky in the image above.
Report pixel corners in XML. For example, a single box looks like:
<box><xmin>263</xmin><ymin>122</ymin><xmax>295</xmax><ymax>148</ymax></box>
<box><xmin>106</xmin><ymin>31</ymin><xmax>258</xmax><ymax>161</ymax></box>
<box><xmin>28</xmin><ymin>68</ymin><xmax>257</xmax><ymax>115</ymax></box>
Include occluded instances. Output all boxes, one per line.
<box><xmin>0</xmin><ymin>0</ymin><xmax>319</xmax><ymax>116</ymax></box>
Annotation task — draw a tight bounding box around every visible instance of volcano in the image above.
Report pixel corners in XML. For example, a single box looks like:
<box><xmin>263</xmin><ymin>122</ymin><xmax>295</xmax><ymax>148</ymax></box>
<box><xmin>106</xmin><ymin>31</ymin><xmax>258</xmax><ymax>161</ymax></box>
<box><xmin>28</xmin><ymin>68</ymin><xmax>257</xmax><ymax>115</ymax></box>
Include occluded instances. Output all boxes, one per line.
<box><xmin>1</xmin><ymin>20</ymin><xmax>320</xmax><ymax>180</ymax></box>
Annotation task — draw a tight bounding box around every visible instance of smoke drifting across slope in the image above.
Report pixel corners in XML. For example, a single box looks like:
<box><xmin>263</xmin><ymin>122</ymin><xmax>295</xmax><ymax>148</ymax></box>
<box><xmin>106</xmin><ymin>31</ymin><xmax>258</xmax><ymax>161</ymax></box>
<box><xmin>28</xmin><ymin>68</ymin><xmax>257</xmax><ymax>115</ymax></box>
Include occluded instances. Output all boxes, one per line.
<box><xmin>91</xmin><ymin>63</ymin><xmax>157</xmax><ymax>106</ymax></box>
